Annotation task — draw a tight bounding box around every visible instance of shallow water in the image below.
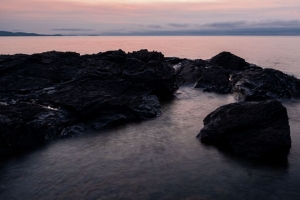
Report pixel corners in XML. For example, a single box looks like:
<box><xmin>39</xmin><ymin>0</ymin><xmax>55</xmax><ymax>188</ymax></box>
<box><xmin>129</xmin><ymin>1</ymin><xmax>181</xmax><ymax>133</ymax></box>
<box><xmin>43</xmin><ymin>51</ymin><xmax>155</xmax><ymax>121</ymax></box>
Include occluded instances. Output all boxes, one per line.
<box><xmin>1</xmin><ymin>87</ymin><xmax>300</xmax><ymax>200</ymax></box>
<box><xmin>1</xmin><ymin>36</ymin><xmax>300</xmax><ymax>199</ymax></box>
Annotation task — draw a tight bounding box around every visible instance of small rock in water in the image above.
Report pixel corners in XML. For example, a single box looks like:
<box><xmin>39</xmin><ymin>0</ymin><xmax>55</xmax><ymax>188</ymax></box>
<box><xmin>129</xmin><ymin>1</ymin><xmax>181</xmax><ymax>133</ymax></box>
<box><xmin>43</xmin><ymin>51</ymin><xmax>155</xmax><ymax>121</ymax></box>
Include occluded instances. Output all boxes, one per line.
<box><xmin>198</xmin><ymin>100</ymin><xmax>291</xmax><ymax>159</ymax></box>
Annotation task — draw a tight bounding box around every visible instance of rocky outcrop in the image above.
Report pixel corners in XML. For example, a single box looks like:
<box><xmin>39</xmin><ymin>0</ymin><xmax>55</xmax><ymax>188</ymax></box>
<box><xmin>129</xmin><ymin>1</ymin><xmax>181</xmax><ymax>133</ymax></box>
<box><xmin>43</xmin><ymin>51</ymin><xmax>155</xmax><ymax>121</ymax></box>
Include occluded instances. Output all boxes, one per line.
<box><xmin>197</xmin><ymin>100</ymin><xmax>291</xmax><ymax>158</ymax></box>
<box><xmin>171</xmin><ymin>51</ymin><xmax>300</xmax><ymax>101</ymax></box>
<box><xmin>172</xmin><ymin>52</ymin><xmax>259</xmax><ymax>94</ymax></box>
<box><xmin>169</xmin><ymin>52</ymin><xmax>296</xmax><ymax>160</ymax></box>
<box><xmin>173</xmin><ymin>58</ymin><xmax>232</xmax><ymax>93</ymax></box>
<box><xmin>231</xmin><ymin>68</ymin><xmax>300</xmax><ymax>101</ymax></box>
<box><xmin>1</xmin><ymin>49</ymin><xmax>298</xmax><ymax>159</ymax></box>
<box><xmin>0</xmin><ymin>49</ymin><xmax>178</xmax><ymax>156</ymax></box>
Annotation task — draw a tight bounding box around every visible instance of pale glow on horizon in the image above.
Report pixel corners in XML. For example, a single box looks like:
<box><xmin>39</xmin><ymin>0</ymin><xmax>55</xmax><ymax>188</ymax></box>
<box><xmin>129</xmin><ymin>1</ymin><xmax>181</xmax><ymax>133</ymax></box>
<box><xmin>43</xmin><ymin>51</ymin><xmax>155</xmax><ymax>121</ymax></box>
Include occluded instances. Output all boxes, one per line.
<box><xmin>0</xmin><ymin>0</ymin><xmax>300</xmax><ymax>35</ymax></box>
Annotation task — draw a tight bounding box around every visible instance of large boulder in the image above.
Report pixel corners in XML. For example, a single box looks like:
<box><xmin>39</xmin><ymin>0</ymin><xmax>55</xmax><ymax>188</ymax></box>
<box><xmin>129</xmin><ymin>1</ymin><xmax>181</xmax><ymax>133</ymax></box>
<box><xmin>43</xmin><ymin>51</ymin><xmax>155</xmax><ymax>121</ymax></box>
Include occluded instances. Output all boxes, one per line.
<box><xmin>231</xmin><ymin>68</ymin><xmax>300</xmax><ymax>101</ymax></box>
<box><xmin>197</xmin><ymin>100</ymin><xmax>291</xmax><ymax>158</ymax></box>
<box><xmin>209</xmin><ymin>51</ymin><xmax>249</xmax><ymax>70</ymax></box>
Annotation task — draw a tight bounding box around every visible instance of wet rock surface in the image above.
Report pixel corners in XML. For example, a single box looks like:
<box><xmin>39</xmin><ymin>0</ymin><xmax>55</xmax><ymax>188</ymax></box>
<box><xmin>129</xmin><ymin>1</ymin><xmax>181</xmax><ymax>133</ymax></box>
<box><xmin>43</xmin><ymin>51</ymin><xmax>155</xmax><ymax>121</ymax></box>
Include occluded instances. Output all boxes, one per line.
<box><xmin>231</xmin><ymin>68</ymin><xmax>300</xmax><ymax>101</ymax></box>
<box><xmin>197</xmin><ymin>100</ymin><xmax>291</xmax><ymax>158</ymax></box>
<box><xmin>1</xmin><ymin>49</ymin><xmax>299</xmax><ymax>159</ymax></box>
<box><xmin>171</xmin><ymin>51</ymin><xmax>300</xmax><ymax>101</ymax></box>
<box><xmin>0</xmin><ymin>49</ymin><xmax>178</xmax><ymax>156</ymax></box>
<box><xmin>209</xmin><ymin>51</ymin><xmax>250</xmax><ymax>70</ymax></box>
<box><xmin>169</xmin><ymin>52</ymin><xmax>298</xmax><ymax>159</ymax></box>
<box><xmin>0</xmin><ymin>103</ymin><xmax>72</xmax><ymax>155</ymax></box>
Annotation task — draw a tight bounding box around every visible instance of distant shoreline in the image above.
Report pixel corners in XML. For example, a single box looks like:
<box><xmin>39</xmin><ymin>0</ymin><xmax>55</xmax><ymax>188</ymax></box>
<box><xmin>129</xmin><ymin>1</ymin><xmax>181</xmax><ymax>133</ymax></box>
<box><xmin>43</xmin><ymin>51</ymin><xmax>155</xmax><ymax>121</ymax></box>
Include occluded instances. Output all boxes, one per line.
<box><xmin>0</xmin><ymin>31</ymin><xmax>62</xmax><ymax>37</ymax></box>
<box><xmin>2</xmin><ymin>30</ymin><xmax>300</xmax><ymax>37</ymax></box>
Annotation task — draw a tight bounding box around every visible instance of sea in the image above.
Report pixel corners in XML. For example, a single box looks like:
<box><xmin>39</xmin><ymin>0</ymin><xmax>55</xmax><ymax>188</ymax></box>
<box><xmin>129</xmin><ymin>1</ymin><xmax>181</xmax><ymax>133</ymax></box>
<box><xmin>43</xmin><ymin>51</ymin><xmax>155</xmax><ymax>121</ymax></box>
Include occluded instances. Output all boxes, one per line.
<box><xmin>0</xmin><ymin>36</ymin><xmax>300</xmax><ymax>200</ymax></box>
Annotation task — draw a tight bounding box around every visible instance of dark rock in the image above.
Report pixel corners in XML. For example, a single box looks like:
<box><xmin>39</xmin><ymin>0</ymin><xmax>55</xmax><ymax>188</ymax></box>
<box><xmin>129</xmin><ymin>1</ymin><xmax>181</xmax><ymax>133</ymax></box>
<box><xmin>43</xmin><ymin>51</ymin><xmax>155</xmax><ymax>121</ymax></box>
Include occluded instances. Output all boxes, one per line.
<box><xmin>173</xmin><ymin>51</ymin><xmax>299</xmax><ymax>100</ymax></box>
<box><xmin>128</xmin><ymin>49</ymin><xmax>164</xmax><ymax>63</ymax></box>
<box><xmin>0</xmin><ymin>49</ymin><xmax>178</xmax><ymax>157</ymax></box>
<box><xmin>41</xmin><ymin>76</ymin><xmax>161</xmax><ymax>124</ymax></box>
<box><xmin>123</xmin><ymin>50</ymin><xmax>178</xmax><ymax>98</ymax></box>
<box><xmin>165</xmin><ymin>57</ymin><xmax>188</xmax><ymax>65</ymax></box>
<box><xmin>198</xmin><ymin>100</ymin><xmax>291</xmax><ymax>158</ymax></box>
<box><xmin>210</xmin><ymin>51</ymin><xmax>250</xmax><ymax>70</ymax></box>
<box><xmin>194</xmin><ymin>66</ymin><xmax>231</xmax><ymax>94</ymax></box>
<box><xmin>231</xmin><ymin>68</ymin><xmax>300</xmax><ymax>101</ymax></box>
<box><xmin>174</xmin><ymin>59</ymin><xmax>208</xmax><ymax>84</ymax></box>
<box><xmin>174</xmin><ymin>59</ymin><xmax>231</xmax><ymax>93</ymax></box>
<box><xmin>98</xmin><ymin>49</ymin><xmax>127</xmax><ymax>65</ymax></box>
<box><xmin>0</xmin><ymin>76</ymin><xmax>54</xmax><ymax>91</ymax></box>
<box><xmin>60</xmin><ymin>124</ymin><xmax>85</xmax><ymax>138</ymax></box>
<box><xmin>0</xmin><ymin>103</ymin><xmax>71</xmax><ymax>156</ymax></box>
<box><xmin>0</xmin><ymin>51</ymin><xmax>82</xmax><ymax>83</ymax></box>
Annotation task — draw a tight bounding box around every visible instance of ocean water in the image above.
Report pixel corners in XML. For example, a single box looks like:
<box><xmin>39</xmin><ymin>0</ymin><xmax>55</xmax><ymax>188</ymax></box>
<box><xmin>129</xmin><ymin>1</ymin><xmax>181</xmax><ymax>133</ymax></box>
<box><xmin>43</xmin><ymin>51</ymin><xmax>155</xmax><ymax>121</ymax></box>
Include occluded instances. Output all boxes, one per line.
<box><xmin>0</xmin><ymin>36</ymin><xmax>300</xmax><ymax>199</ymax></box>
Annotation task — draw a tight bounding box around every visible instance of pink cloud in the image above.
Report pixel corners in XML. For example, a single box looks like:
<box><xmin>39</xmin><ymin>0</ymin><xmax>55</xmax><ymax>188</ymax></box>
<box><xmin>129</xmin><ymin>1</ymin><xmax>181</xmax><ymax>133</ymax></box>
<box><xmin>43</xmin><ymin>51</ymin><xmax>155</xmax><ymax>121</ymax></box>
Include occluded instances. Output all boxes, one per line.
<box><xmin>1</xmin><ymin>0</ymin><xmax>300</xmax><ymax>34</ymax></box>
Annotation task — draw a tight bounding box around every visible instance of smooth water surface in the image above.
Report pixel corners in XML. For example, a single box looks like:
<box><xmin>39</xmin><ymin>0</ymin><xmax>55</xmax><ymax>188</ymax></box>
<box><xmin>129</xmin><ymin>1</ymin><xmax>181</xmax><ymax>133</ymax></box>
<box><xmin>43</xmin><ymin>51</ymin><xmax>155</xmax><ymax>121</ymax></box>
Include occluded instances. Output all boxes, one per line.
<box><xmin>1</xmin><ymin>36</ymin><xmax>300</xmax><ymax>199</ymax></box>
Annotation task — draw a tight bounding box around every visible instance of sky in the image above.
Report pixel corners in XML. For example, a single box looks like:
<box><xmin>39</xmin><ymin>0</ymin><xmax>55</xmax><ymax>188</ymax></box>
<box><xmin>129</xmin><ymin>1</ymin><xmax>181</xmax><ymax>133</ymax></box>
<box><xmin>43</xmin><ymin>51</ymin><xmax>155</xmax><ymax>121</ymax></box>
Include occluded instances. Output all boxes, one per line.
<box><xmin>1</xmin><ymin>0</ymin><xmax>300</xmax><ymax>35</ymax></box>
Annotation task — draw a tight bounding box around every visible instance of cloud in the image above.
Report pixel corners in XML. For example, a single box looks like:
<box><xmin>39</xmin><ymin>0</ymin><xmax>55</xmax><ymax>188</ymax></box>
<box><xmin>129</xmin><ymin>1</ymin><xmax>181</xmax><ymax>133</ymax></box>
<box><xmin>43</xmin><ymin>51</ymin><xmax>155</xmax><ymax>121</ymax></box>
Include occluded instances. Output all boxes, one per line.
<box><xmin>99</xmin><ymin>27</ymin><xmax>300</xmax><ymax>36</ymax></box>
<box><xmin>148</xmin><ymin>25</ymin><xmax>163</xmax><ymax>29</ymax></box>
<box><xmin>46</xmin><ymin>20</ymin><xmax>300</xmax><ymax>35</ymax></box>
<box><xmin>253</xmin><ymin>20</ymin><xmax>300</xmax><ymax>28</ymax></box>
<box><xmin>10</xmin><ymin>29</ymin><xmax>24</xmax><ymax>32</ymax></box>
<box><xmin>203</xmin><ymin>21</ymin><xmax>246</xmax><ymax>28</ymax></box>
<box><xmin>167</xmin><ymin>23</ymin><xmax>190</xmax><ymax>28</ymax></box>
<box><xmin>52</xmin><ymin>28</ymin><xmax>94</xmax><ymax>31</ymax></box>
<box><xmin>201</xmin><ymin>20</ymin><xmax>300</xmax><ymax>29</ymax></box>
<box><xmin>94</xmin><ymin>20</ymin><xmax>300</xmax><ymax>36</ymax></box>
<box><xmin>1</xmin><ymin>0</ymin><xmax>300</xmax><ymax>34</ymax></box>
<box><xmin>275</xmin><ymin>2</ymin><xmax>288</xmax><ymax>5</ymax></box>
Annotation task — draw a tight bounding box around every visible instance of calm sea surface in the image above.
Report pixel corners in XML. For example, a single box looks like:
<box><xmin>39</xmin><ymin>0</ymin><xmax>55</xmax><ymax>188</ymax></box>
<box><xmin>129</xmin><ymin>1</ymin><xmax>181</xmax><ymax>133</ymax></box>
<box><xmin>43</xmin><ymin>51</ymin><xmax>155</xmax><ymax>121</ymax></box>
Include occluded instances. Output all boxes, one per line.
<box><xmin>1</xmin><ymin>36</ymin><xmax>300</xmax><ymax>199</ymax></box>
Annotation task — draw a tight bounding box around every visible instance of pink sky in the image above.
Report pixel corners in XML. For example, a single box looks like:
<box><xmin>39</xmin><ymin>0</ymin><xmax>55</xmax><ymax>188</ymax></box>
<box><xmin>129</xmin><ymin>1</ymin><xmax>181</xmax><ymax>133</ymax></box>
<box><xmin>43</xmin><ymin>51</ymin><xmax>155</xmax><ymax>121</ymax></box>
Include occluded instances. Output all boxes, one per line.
<box><xmin>1</xmin><ymin>0</ymin><xmax>300</xmax><ymax>35</ymax></box>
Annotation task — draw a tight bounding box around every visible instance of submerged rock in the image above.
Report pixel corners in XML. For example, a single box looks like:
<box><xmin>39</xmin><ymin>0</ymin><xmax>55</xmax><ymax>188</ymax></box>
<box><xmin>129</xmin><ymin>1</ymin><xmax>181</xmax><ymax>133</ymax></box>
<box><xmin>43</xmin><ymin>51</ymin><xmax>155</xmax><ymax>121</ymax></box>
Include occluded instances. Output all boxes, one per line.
<box><xmin>197</xmin><ymin>100</ymin><xmax>291</xmax><ymax>158</ymax></box>
<box><xmin>0</xmin><ymin>49</ymin><xmax>178</xmax><ymax>156</ymax></box>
